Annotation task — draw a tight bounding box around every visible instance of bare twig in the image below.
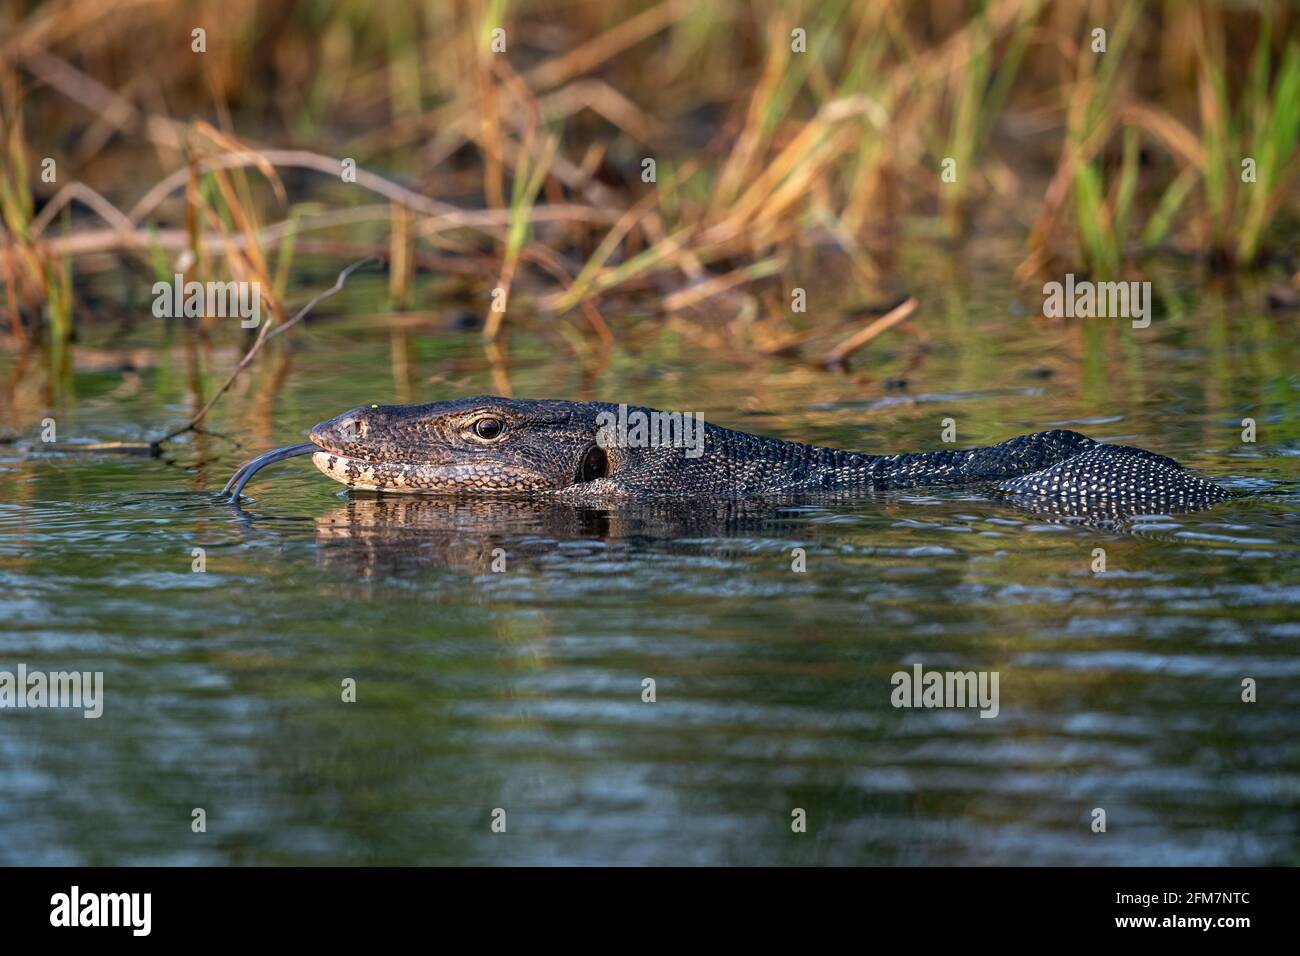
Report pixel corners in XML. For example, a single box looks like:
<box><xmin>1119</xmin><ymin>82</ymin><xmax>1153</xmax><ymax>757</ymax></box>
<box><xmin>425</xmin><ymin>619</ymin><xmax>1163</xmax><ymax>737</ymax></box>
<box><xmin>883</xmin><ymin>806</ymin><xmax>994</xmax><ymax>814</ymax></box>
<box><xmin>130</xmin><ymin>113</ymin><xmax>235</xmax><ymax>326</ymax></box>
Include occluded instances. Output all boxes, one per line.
<box><xmin>150</xmin><ymin>257</ymin><xmax>379</xmax><ymax>450</ymax></box>
<box><xmin>821</xmin><ymin>297</ymin><xmax>918</xmax><ymax>370</ymax></box>
<box><xmin>28</xmin><ymin>182</ymin><xmax>135</xmax><ymax>237</ymax></box>
<box><xmin>128</xmin><ymin>149</ymin><xmax>461</xmax><ymax>224</ymax></box>
<box><xmin>20</xmin><ymin>50</ymin><xmax>187</xmax><ymax>150</ymax></box>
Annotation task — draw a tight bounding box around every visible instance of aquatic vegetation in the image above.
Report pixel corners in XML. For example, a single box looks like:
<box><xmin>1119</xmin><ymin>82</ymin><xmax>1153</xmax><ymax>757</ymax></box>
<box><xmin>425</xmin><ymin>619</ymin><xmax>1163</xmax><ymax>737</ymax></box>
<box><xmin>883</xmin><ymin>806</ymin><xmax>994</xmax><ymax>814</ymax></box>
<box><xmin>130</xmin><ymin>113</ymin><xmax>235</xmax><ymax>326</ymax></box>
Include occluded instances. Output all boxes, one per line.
<box><xmin>0</xmin><ymin>0</ymin><xmax>1296</xmax><ymax>352</ymax></box>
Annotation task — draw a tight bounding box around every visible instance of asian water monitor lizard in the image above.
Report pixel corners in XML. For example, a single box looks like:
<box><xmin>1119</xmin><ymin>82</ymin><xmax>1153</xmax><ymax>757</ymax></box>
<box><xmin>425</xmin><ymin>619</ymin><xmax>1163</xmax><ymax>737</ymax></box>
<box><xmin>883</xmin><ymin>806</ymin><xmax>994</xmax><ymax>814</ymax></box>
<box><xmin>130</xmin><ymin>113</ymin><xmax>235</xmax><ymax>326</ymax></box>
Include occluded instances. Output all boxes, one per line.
<box><xmin>224</xmin><ymin>397</ymin><xmax>1233</xmax><ymax>514</ymax></box>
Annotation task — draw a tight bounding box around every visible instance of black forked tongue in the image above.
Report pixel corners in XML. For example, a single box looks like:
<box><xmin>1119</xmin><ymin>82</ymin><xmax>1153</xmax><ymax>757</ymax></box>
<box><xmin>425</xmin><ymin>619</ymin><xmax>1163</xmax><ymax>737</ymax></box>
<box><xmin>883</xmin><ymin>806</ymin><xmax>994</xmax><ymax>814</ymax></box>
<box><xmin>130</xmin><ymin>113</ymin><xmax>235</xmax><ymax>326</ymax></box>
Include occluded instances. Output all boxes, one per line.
<box><xmin>222</xmin><ymin>443</ymin><xmax>318</xmax><ymax>501</ymax></box>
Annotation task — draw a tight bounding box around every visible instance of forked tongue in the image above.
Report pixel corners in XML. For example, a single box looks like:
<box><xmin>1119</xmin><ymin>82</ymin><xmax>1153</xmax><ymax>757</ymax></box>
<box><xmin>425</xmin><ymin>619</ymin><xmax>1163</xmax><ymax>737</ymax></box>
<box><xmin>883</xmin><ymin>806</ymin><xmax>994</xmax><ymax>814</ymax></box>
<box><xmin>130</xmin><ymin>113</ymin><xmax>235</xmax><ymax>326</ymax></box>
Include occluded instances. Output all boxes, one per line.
<box><xmin>223</xmin><ymin>443</ymin><xmax>318</xmax><ymax>501</ymax></box>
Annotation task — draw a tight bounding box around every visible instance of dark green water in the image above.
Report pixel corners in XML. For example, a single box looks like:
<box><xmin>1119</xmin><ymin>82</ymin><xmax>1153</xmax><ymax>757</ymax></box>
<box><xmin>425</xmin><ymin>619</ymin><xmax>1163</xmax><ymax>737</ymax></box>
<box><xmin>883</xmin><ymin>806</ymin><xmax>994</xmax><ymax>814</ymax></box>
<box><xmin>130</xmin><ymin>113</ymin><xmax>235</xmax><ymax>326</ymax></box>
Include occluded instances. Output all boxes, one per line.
<box><xmin>2</xmin><ymin>259</ymin><xmax>1298</xmax><ymax>864</ymax></box>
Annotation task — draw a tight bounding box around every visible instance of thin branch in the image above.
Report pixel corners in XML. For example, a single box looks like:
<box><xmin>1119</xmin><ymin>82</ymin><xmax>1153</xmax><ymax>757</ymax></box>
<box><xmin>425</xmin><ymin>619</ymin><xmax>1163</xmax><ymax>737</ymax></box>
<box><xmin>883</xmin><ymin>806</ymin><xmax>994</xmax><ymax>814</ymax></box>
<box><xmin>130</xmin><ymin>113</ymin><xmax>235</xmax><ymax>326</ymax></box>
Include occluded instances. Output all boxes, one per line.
<box><xmin>821</xmin><ymin>297</ymin><xmax>919</xmax><ymax>370</ymax></box>
<box><xmin>19</xmin><ymin>49</ymin><xmax>187</xmax><ymax>150</ymax></box>
<box><xmin>28</xmin><ymin>182</ymin><xmax>135</xmax><ymax>237</ymax></box>
<box><xmin>128</xmin><ymin>150</ymin><xmax>462</xmax><ymax>224</ymax></box>
<box><xmin>151</xmin><ymin>257</ymin><xmax>379</xmax><ymax>450</ymax></box>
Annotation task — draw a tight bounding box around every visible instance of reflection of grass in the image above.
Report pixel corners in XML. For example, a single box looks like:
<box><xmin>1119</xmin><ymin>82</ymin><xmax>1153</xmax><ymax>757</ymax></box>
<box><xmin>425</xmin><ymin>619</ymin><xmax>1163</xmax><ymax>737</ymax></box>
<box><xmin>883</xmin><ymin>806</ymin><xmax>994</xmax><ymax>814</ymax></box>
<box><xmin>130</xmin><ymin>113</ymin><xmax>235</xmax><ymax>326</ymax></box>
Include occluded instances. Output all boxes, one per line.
<box><xmin>0</xmin><ymin>0</ymin><xmax>1297</xmax><ymax>351</ymax></box>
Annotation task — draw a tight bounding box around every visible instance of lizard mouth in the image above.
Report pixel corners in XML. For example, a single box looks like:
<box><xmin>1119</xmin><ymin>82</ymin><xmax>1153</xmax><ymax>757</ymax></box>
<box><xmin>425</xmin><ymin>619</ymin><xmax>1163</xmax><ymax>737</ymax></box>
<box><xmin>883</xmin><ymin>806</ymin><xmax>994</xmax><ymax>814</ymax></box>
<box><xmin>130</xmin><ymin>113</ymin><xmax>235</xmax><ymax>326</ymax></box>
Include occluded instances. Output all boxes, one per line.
<box><xmin>311</xmin><ymin>450</ymin><xmax>430</xmax><ymax>491</ymax></box>
<box><xmin>223</xmin><ymin>442</ymin><xmax>433</xmax><ymax>500</ymax></box>
<box><xmin>310</xmin><ymin>449</ymin><xmax>564</xmax><ymax>493</ymax></box>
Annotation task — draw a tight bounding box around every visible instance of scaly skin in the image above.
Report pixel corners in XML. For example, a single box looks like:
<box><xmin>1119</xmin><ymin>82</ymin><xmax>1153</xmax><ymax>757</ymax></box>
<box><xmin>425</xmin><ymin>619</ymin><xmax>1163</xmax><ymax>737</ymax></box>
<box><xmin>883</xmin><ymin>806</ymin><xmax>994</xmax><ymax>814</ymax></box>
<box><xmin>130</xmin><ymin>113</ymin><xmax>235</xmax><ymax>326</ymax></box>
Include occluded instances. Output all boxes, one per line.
<box><xmin>302</xmin><ymin>396</ymin><xmax>1233</xmax><ymax>514</ymax></box>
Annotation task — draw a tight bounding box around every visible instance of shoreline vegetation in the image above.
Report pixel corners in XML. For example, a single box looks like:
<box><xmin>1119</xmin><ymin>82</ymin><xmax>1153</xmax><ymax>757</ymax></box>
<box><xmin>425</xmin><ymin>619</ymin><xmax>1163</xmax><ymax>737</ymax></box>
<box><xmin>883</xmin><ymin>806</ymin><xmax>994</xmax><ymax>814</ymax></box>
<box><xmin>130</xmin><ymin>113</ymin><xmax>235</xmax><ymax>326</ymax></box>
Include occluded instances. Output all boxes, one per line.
<box><xmin>0</xmin><ymin>0</ymin><xmax>1297</xmax><ymax>439</ymax></box>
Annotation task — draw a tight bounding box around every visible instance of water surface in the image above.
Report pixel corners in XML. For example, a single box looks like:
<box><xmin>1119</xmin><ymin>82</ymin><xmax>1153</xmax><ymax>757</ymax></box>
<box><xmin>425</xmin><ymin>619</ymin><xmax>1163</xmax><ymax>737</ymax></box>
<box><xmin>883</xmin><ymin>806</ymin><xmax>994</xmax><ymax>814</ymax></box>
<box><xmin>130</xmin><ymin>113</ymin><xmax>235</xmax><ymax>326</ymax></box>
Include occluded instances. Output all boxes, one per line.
<box><xmin>2</xmin><ymin>256</ymin><xmax>1297</xmax><ymax>864</ymax></box>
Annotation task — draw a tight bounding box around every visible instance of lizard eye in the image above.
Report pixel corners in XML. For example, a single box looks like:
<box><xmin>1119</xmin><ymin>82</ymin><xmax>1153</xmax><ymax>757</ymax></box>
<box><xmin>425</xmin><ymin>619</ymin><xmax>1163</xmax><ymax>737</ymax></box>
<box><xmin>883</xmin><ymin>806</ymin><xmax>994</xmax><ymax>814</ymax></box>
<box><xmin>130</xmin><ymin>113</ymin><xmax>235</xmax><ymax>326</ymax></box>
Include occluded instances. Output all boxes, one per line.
<box><xmin>473</xmin><ymin>417</ymin><xmax>505</xmax><ymax>440</ymax></box>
